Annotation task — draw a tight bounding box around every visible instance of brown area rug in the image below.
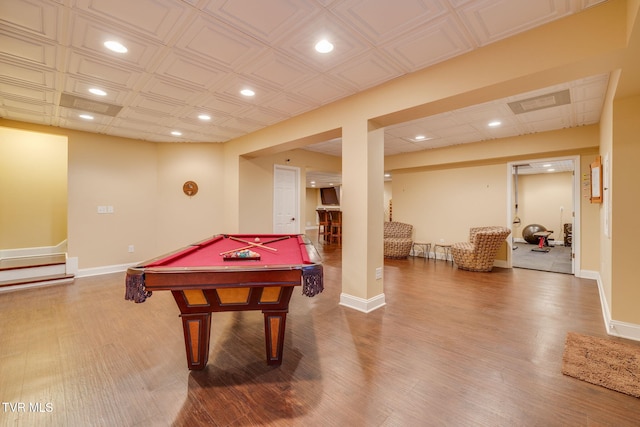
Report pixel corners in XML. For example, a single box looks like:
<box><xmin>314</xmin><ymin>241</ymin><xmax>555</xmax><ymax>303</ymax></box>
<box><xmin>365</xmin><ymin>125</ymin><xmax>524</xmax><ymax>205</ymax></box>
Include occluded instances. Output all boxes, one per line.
<box><xmin>562</xmin><ymin>332</ymin><xmax>640</xmax><ymax>398</ymax></box>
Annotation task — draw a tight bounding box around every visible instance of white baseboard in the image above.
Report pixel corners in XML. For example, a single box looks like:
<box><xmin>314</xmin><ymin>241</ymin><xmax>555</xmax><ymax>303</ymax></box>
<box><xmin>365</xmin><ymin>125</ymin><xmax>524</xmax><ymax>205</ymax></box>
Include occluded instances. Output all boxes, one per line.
<box><xmin>339</xmin><ymin>292</ymin><xmax>386</xmax><ymax>313</ymax></box>
<box><xmin>593</xmin><ymin>271</ymin><xmax>640</xmax><ymax>342</ymax></box>
<box><xmin>0</xmin><ymin>241</ymin><xmax>68</xmax><ymax>259</ymax></box>
<box><xmin>578</xmin><ymin>269</ymin><xmax>599</xmax><ymax>280</ymax></box>
<box><xmin>66</xmin><ymin>257</ymin><xmax>79</xmax><ymax>276</ymax></box>
<box><xmin>494</xmin><ymin>260</ymin><xmax>508</xmax><ymax>268</ymax></box>
<box><xmin>77</xmin><ymin>262</ymin><xmax>138</xmax><ymax>278</ymax></box>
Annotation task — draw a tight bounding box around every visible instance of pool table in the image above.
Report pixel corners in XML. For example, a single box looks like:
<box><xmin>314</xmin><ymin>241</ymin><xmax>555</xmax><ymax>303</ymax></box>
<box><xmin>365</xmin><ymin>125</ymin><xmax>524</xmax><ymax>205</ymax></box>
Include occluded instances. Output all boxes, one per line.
<box><xmin>125</xmin><ymin>234</ymin><xmax>323</xmax><ymax>370</ymax></box>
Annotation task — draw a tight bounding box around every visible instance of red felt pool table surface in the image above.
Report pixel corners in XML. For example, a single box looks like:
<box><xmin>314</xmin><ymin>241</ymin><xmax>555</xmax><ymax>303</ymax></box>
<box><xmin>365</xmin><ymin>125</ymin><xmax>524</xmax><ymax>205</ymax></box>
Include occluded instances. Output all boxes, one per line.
<box><xmin>145</xmin><ymin>234</ymin><xmax>311</xmax><ymax>269</ymax></box>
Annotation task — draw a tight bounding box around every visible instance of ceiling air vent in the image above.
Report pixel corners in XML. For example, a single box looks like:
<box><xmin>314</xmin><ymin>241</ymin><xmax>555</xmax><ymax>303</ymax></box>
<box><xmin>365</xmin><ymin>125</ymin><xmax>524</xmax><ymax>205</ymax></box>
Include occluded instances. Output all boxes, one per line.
<box><xmin>59</xmin><ymin>93</ymin><xmax>122</xmax><ymax>117</ymax></box>
<box><xmin>508</xmin><ymin>89</ymin><xmax>571</xmax><ymax>114</ymax></box>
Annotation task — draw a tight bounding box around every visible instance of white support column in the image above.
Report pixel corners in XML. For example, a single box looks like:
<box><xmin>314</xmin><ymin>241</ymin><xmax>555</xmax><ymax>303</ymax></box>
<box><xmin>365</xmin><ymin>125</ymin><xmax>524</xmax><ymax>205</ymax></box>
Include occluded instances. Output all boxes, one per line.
<box><xmin>339</xmin><ymin>121</ymin><xmax>385</xmax><ymax>312</ymax></box>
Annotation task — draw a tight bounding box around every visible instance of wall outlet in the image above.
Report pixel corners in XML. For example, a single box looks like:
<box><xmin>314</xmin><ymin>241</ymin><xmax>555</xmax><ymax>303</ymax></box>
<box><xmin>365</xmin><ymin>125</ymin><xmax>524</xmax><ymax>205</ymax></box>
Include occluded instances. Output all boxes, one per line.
<box><xmin>439</xmin><ymin>238</ymin><xmax>445</xmax><ymax>243</ymax></box>
<box><xmin>128</xmin><ymin>245</ymin><xmax>134</xmax><ymax>253</ymax></box>
<box><xmin>375</xmin><ymin>267</ymin><xmax>383</xmax><ymax>280</ymax></box>
<box><xmin>107</xmin><ymin>205</ymin><xmax>114</xmax><ymax>213</ymax></box>
<box><xmin>97</xmin><ymin>206</ymin><xmax>107</xmax><ymax>214</ymax></box>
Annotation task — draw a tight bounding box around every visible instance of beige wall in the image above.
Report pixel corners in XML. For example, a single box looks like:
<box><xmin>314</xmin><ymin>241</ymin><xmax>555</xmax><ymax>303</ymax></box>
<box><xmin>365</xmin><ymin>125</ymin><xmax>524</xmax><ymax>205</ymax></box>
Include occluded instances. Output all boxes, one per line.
<box><xmin>0</xmin><ymin>127</ymin><xmax>67</xmax><ymax>250</ymax></box>
<box><xmin>1</xmin><ymin>120</ymin><xmax>226</xmax><ymax>269</ymax></box>
<box><xmin>0</xmin><ymin>0</ymin><xmax>637</xmax><ymax>330</ymax></box>
<box><xmin>0</xmin><ymin>123</ymin><xmax>602</xmax><ymax>274</ymax></box>
<box><xmin>67</xmin><ymin>129</ymin><xmax>158</xmax><ymax>268</ymax></box>
<box><xmin>598</xmin><ymin>71</ymin><xmax>617</xmax><ymax>319</ymax></box>
<box><xmin>578</xmin><ymin>152</ymin><xmax>602</xmax><ymax>272</ymax></box>
<box><xmin>305</xmin><ymin>188</ymin><xmax>319</xmax><ymax>229</ymax></box>
<box><xmin>386</xmin><ymin>126</ymin><xmax>600</xmax><ymax>265</ymax></box>
<box><xmin>612</xmin><ymin>94</ymin><xmax>640</xmax><ymax>324</ymax></box>
<box><xmin>515</xmin><ymin>172</ymin><xmax>573</xmax><ymax>242</ymax></box>
<box><xmin>238</xmin><ymin>148</ymin><xmax>341</xmax><ymax>234</ymax></box>
<box><xmin>155</xmin><ymin>143</ymin><xmax>225</xmax><ymax>253</ymax></box>
<box><xmin>393</xmin><ymin>163</ymin><xmax>507</xmax><ymax>246</ymax></box>
<box><xmin>384</xmin><ymin>181</ymin><xmax>392</xmax><ymax>222</ymax></box>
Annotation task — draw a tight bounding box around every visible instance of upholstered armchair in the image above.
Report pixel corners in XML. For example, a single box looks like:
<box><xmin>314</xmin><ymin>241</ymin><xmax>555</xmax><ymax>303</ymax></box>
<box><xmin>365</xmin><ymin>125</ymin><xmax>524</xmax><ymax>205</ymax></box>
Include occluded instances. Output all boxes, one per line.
<box><xmin>383</xmin><ymin>222</ymin><xmax>414</xmax><ymax>259</ymax></box>
<box><xmin>451</xmin><ymin>226</ymin><xmax>511</xmax><ymax>272</ymax></box>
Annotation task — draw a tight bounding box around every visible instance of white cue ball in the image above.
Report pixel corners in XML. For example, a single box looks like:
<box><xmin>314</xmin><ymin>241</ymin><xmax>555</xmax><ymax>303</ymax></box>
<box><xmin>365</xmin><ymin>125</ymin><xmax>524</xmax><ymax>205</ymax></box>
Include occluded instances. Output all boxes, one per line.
<box><xmin>254</xmin><ymin>237</ymin><xmax>260</xmax><ymax>242</ymax></box>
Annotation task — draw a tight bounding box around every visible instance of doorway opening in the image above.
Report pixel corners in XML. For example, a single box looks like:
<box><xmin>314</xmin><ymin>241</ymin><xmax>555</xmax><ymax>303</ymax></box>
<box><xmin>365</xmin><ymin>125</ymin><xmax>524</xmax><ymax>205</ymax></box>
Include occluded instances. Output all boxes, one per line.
<box><xmin>507</xmin><ymin>156</ymin><xmax>580</xmax><ymax>275</ymax></box>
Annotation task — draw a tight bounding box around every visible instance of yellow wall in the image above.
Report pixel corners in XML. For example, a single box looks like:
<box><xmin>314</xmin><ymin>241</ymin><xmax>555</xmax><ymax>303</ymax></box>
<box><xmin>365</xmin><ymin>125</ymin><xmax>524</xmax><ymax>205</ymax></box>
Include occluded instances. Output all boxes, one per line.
<box><xmin>0</xmin><ymin>127</ymin><xmax>67</xmax><ymax>249</ymax></box>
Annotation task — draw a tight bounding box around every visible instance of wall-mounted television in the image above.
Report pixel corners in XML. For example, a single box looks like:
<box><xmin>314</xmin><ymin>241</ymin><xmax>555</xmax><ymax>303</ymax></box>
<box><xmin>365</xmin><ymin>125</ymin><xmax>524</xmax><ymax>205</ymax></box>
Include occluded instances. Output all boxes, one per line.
<box><xmin>320</xmin><ymin>186</ymin><xmax>340</xmax><ymax>206</ymax></box>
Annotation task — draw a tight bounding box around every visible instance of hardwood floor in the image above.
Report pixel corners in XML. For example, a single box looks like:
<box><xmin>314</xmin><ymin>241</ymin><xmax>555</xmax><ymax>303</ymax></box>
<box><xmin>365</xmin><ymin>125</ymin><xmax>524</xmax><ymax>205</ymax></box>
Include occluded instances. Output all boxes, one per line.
<box><xmin>1</xmin><ymin>237</ymin><xmax>639</xmax><ymax>426</ymax></box>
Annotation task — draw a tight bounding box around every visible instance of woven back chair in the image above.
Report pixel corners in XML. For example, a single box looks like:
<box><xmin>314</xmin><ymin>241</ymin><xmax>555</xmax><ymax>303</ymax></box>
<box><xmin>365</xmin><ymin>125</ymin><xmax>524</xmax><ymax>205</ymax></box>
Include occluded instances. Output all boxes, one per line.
<box><xmin>451</xmin><ymin>226</ymin><xmax>511</xmax><ymax>272</ymax></box>
<box><xmin>383</xmin><ymin>222</ymin><xmax>414</xmax><ymax>259</ymax></box>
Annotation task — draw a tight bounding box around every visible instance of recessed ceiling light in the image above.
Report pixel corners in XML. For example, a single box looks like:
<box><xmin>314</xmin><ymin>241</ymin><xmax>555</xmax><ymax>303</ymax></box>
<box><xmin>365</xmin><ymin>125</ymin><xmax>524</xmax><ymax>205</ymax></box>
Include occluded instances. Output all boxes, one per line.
<box><xmin>315</xmin><ymin>39</ymin><xmax>334</xmax><ymax>53</ymax></box>
<box><xmin>409</xmin><ymin>135</ymin><xmax>432</xmax><ymax>142</ymax></box>
<box><xmin>171</xmin><ymin>131</ymin><xmax>182</xmax><ymax>136</ymax></box>
<box><xmin>79</xmin><ymin>114</ymin><xmax>94</xmax><ymax>120</ymax></box>
<box><xmin>547</xmin><ymin>168</ymin><xmax>555</xmax><ymax>172</ymax></box>
<box><xmin>240</xmin><ymin>89</ymin><xmax>255</xmax><ymax>97</ymax></box>
<box><xmin>104</xmin><ymin>40</ymin><xmax>128</xmax><ymax>53</ymax></box>
<box><xmin>488</xmin><ymin>120</ymin><xmax>502</xmax><ymax>127</ymax></box>
<box><xmin>198</xmin><ymin>114</ymin><xmax>211</xmax><ymax>121</ymax></box>
<box><xmin>89</xmin><ymin>88</ymin><xmax>107</xmax><ymax>96</ymax></box>
<box><xmin>384</xmin><ymin>173</ymin><xmax>391</xmax><ymax>178</ymax></box>
<box><xmin>543</xmin><ymin>163</ymin><xmax>552</xmax><ymax>167</ymax></box>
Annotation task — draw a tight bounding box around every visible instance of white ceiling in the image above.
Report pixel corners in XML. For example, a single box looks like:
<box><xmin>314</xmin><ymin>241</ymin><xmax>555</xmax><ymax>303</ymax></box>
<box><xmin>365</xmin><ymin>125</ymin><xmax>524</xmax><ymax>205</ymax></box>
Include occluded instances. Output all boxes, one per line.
<box><xmin>0</xmin><ymin>0</ymin><xmax>608</xmax><ymax>187</ymax></box>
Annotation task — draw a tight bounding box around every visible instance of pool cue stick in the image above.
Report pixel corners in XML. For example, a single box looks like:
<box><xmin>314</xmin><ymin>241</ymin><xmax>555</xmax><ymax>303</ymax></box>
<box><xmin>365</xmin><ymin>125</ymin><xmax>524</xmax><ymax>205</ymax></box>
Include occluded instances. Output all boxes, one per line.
<box><xmin>262</xmin><ymin>235</ymin><xmax>292</xmax><ymax>244</ymax></box>
<box><xmin>219</xmin><ymin>245</ymin><xmax>254</xmax><ymax>256</ymax></box>
<box><xmin>228</xmin><ymin>236</ymin><xmax>278</xmax><ymax>251</ymax></box>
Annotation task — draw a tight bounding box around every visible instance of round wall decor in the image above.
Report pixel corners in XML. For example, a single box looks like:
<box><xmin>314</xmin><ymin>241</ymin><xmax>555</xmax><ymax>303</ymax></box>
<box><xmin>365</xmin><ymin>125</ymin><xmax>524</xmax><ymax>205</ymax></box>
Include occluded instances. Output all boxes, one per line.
<box><xmin>183</xmin><ymin>180</ymin><xmax>198</xmax><ymax>197</ymax></box>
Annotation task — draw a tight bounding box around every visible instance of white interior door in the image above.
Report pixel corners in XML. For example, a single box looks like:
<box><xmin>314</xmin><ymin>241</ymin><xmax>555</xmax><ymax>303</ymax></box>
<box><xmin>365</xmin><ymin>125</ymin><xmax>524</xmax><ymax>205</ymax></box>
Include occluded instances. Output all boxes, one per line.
<box><xmin>273</xmin><ymin>165</ymin><xmax>300</xmax><ymax>234</ymax></box>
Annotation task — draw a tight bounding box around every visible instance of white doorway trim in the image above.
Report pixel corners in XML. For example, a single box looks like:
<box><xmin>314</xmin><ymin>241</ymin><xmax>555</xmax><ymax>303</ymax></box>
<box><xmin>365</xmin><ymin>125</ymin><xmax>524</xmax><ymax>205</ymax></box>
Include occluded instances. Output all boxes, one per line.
<box><xmin>506</xmin><ymin>155</ymin><xmax>580</xmax><ymax>275</ymax></box>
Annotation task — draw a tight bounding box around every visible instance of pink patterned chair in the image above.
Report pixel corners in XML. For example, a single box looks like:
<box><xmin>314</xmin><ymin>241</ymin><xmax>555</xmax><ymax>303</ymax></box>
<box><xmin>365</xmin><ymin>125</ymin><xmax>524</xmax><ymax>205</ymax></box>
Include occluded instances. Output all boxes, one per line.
<box><xmin>451</xmin><ymin>226</ymin><xmax>511</xmax><ymax>272</ymax></box>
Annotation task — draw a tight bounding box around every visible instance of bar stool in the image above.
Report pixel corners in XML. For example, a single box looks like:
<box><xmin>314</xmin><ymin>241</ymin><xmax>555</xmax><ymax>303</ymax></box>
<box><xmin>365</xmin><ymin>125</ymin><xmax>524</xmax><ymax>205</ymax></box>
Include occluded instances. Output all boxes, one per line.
<box><xmin>316</xmin><ymin>209</ymin><xmax>330</xmax><ymax>242</ymax></box>
<box><xmin>329</xmin><ymin>210</ymin><xmax>342</xmax><ymax>245</ymax></box>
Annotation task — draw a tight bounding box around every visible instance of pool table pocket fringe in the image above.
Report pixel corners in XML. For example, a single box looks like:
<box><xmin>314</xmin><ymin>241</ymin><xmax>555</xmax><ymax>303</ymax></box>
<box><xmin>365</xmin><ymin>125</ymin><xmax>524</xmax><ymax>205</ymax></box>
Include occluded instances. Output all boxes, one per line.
<box><xmin>302</xmin><ymin>265</ymin><xmax>323</xmax><ymax>297</ymax></box>
<box><xmin>125</xmin><ymin>271</ymin><xmax>152</xmax><ymax>303</ymax></box>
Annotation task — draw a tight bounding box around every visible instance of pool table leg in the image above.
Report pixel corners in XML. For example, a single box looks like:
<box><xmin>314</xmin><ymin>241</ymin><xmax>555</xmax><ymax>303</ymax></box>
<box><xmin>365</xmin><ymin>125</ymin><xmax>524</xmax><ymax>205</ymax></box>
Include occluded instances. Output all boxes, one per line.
<box><xmin>263</xmin><ymin>309</ymin><xmax>288</xmax><ymax>365</ymax></box>
<box><xmin>180</xmin><ymin>312</ymin><xmax>211</xmax><ymax>370</ymax></box>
